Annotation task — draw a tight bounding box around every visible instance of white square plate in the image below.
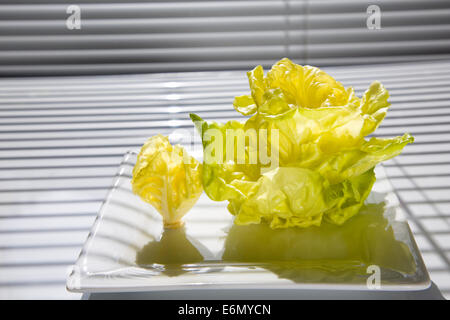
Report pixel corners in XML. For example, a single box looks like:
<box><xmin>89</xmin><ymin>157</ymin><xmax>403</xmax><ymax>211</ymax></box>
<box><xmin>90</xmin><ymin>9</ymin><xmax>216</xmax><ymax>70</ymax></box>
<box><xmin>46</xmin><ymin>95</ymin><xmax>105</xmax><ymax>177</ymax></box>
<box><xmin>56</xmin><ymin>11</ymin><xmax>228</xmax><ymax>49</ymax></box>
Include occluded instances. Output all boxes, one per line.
<box><xmin>67</xmin><ymin>151</ymin><xmax>430</xmax><ymax>293</ymax></box>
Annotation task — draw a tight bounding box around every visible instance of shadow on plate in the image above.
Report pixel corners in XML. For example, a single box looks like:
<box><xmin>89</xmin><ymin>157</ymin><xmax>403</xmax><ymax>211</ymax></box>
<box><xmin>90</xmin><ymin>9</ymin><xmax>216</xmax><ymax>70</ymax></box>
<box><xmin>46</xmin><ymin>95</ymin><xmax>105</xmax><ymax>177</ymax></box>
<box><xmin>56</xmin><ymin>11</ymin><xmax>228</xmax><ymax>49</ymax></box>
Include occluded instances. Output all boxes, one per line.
<box><xmin>136</xmin><ymin>226</ymin><xmax>210</xmax><ymax>276</ymax></box>
<box><xmin>222</xmin><ymin>202</ymin><xmax>420</xmax><ymax>285</ymax></box>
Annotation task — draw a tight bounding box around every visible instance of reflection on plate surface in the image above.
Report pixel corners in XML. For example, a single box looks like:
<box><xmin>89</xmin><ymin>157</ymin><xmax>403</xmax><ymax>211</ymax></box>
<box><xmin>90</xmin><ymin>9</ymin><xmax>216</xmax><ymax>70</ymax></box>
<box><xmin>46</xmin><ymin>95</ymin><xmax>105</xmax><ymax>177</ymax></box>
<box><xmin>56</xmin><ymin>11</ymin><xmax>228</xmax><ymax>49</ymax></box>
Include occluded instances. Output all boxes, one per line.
<box><xmin>136</xmin><ymin>227</ymin><xmax>207</xmax><ymax>277</ymax></box>
<box><xmin>223</xmin><ymin>202</ymin><xmax>419</xmax><ymax>284</ymax></box>
<box><xmin>67</xmin><ymin>151</ymin><xmax>430</xmax><ymax>293</ymax></box>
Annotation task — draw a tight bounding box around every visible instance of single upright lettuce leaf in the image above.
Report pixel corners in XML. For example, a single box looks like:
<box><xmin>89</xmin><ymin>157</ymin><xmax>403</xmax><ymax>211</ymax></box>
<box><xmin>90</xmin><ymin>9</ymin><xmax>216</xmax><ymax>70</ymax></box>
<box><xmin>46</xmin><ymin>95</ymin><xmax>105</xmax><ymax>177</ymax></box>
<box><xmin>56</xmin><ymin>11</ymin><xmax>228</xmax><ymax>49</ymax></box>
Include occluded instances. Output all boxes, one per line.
<box><xmin>193</xmin><ymin>58</ymin><xmax>413</xmax><ymax>228</ymax></box>
<box><xmin>131</xmin><ymin>134</ymin><xmax>203</xmax><ymax>228</ymax></box>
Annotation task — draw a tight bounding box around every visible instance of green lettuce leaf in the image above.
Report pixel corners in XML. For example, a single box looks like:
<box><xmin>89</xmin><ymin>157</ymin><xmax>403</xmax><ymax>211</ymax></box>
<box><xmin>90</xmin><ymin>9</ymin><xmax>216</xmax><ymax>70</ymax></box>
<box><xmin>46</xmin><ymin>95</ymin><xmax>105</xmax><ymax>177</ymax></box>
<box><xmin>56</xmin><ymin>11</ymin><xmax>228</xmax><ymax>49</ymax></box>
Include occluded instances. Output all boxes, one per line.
<box><xmin>192</xmin><ymin>58</ymin><xmax>413</xmax><ymax>228</ymax></box>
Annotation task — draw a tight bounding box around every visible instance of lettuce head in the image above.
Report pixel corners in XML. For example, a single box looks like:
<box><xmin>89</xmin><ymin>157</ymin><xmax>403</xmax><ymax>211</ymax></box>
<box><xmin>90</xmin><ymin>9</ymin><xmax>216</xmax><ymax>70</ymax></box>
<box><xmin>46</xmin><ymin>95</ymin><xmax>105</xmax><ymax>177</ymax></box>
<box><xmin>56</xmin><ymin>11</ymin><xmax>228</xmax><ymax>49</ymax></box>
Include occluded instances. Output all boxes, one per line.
<box><xmin>191</xmin><ymin>58</ymin><xmax>413</xmax><ymax>229</ymax></box>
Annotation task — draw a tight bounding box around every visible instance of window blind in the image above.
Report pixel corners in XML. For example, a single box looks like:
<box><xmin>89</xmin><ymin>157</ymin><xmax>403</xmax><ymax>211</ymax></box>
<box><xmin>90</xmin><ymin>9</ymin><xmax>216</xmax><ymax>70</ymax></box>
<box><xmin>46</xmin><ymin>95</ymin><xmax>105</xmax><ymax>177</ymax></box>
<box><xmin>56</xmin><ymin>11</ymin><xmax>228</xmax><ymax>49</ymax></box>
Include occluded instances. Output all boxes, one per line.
<box><xmin>1</xmin><ymin>0</ymin><xmax>450</xmax><ymax>75</ymax></box>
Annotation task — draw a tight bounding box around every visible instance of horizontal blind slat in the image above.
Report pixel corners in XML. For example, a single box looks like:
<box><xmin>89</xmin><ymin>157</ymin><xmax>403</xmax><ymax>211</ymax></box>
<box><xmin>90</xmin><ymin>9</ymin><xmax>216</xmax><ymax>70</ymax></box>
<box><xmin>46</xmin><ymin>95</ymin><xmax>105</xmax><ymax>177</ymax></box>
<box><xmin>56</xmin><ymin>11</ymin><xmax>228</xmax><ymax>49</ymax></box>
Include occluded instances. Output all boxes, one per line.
<box><xmin>0</xmin><ymin>1</ymin><xmax>295</xmax><ymax>19</ymax></box>
<box><xmin>2</xmin><ymin>9</ymin><xmax>450</xmax><ymax>35</ymax></box>
<box><xmin>2</xmin><ymin>54</ymin><xmax>450</xmax><ymax>76</ymax></box>
<box><xmin>3</xmin><ymin>25</ymin><xmax>450</xmax><ymax>50</ymax></box>
<box><xmin>1</xmin><ymin>40</ymin><xmax>449</xmax><ymax>65</ymax></box>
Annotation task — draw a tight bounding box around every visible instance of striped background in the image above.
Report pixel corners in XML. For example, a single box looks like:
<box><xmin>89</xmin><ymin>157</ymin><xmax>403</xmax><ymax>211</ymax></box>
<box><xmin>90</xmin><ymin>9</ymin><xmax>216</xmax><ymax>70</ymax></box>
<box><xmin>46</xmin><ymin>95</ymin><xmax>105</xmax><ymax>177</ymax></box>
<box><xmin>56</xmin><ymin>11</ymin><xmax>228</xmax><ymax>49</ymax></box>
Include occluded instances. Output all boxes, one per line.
<box><xmin>2</xmin><ymin>0</ymin><xmax>450</xmax><ymax>75</ymax></box>
<box><xmin>0</xmin><ymin>60</ymin><xmax>450</xmax><ymax>299</ymax></box>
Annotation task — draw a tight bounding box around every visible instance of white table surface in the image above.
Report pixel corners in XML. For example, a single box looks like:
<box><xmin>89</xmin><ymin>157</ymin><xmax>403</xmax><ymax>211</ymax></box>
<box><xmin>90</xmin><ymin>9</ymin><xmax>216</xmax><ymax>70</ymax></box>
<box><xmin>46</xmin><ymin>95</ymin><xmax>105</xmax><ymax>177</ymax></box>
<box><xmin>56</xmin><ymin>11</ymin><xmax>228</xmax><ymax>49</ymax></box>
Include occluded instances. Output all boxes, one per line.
<box><xmin>1</xmin><ymin>60</ymin><xmax>450</xmax><ymax>299</ymax></box>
